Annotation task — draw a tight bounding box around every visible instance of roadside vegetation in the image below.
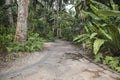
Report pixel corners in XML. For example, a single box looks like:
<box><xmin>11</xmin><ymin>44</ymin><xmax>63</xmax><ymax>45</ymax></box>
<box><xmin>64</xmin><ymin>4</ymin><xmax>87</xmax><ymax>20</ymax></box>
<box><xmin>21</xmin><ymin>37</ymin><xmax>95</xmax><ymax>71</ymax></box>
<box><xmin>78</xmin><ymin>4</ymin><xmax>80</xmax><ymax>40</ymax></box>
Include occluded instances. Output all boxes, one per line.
<box><xmin>73</xmin><ymin>0</ymin><xmax>120</xmax><ymax>72</ymax></box>
<box><xmin>0</xmin><ymin>0</ymin><xmax>120</xmax><ymax>73</ymax></box>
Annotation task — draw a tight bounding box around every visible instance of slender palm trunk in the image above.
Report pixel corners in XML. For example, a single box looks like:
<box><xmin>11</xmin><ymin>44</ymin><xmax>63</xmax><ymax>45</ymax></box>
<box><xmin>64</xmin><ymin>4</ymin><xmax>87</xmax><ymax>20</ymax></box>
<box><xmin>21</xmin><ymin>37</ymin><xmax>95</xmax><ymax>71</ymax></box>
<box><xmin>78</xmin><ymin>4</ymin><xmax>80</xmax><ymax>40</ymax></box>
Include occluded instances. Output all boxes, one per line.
<box><xmin>15</xmin><ymin>0</ymin><xmax>28</xmax><ymax>42</ymax></box>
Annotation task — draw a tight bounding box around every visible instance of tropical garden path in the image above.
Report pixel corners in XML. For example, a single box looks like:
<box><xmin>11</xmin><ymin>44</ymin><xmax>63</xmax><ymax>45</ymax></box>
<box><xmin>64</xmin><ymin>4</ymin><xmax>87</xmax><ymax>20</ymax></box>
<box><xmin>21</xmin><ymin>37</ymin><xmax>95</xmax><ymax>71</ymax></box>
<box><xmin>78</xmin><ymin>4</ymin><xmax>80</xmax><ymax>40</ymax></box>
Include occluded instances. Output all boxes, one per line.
<box><xmin>0</xmin><ymin>39</ymin><xmax>120</xmax><ymax>80</ymax></box>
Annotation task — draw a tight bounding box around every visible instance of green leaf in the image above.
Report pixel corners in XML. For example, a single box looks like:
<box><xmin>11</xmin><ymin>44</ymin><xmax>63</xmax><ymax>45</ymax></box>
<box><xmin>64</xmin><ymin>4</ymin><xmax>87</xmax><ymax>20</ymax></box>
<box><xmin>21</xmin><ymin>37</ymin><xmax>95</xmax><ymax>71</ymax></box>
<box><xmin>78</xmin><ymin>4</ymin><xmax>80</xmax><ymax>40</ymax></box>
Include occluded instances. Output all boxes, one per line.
<box><xmin>93</xmin><ymin>39</ymin><xmax>105</xmax><ymax>54</ymax></box>
<box><xmin>90</xmin><ymin>33</ymin><xmax>97</xmax><ymax>39</ymax></box>
<box><xmin>103</xmin><ymin>56</ymin><xmax>119</xmax><ymax>69</ymax></box>
<box><xmin>83</xmin><ymin>11</ymin><xmax>101</xmax><ymax>21</ymax></box>
<box><xmin>110</xmin><ymin>0</ymin><xmax>119</xmax><ymax>10</ymax></box>
<box><xmin>103</xmin><ymin>56</ymin><xmax>113</xmax><ymax>65</ymax></box>
<box><xmin>99</xmin><ymin>10</ymin><xmax>120</xmax><ymax>17</ymax></box>
<box><xmin>90</xmin><ymin>0</ymin><xmax>110</xmax><ymax>10</ymax></box>
<box><xmin>73</xmin><ymin>34</ymin><xmax>89</xmax><ymax>43</ymax></box>
<box><xmin>94</xmin><ymin>53</ymin><xmax>103</xmax><ymax>62</ymax></box>
<box><xmin>116</xmin><ymin>67</ymin><xmax>120</xmax><ymax>72</ymax></box>
<box><xmin>90</xmin><ymin>4</ymin><xmax>109</xmax><ymax>22</ymax></box>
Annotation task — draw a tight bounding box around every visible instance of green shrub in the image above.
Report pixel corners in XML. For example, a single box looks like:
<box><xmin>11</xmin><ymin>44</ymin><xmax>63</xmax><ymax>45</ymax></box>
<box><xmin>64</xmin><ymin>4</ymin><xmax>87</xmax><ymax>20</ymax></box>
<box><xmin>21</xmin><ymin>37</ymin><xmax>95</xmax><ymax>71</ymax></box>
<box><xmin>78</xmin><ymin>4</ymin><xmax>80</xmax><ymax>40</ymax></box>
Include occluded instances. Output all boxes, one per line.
<box><xmin>6</xmin><ymin>32</ymin><xmax>44</xmax><ymax>52</ymax></box>
<box><xmin>0</xmin><ymin>26</ymin><xmax>15</xmax><ymax>52</ymax></box>
<box><xmin>94</xmin><ymin>53</ymin><xmax>120</xmax><ymax>73</ymax></box>
<box><xmin>103</xmin><ymin>56</ymin><xmax>120</xmax><ymax>69</ymax></box>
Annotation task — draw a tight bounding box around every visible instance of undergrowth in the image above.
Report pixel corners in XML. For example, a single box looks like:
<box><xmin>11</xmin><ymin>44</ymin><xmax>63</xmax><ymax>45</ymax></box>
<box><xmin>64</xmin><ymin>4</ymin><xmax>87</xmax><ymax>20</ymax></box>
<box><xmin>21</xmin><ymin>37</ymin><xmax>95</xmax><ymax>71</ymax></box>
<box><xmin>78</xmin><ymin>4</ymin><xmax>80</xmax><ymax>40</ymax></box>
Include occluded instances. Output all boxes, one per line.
<box><xmin>94</xmin><ymin>53</ymin><xmax>120</xmax><ymax>73</ymax></box>
<box><xmin>0</xmin><ymin>27</ymin><xmax>45</xmax><ymax>61</ymax></box>
<box><xmin>7</xmin><ymin>32</ymin><xmax>44</xmax><ymax>53</ymax></box>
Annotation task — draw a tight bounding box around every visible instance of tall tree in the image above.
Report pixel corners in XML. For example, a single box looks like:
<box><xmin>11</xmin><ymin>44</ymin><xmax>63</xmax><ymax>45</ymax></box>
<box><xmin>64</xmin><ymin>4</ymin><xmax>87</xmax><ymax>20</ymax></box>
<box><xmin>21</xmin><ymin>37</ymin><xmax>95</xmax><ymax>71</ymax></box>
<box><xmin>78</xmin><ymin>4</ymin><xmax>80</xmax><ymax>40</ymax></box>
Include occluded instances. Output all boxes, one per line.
<box><xmin>5</xmin><ymin>0</ymin><xmax>14</xmax><ymax>27</ymax></box>
<box><xmin>15</xmin><ymin>0</ymin><xmax>28</xmax><ymax>42</ymax></box>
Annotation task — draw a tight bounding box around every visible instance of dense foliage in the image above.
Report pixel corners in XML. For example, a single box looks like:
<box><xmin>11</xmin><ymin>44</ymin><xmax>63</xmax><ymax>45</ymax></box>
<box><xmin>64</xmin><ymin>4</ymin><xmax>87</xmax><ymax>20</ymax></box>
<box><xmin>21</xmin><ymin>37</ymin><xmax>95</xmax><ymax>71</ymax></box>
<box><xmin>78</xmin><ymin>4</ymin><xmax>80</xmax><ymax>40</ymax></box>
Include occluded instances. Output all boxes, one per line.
<box><xmin>0</xmin><ymin>25</ymin><xmax>44</xmax><ymax>57</ymax></box>
<box><xmin>73</xmin><ymin>0</ymin><xmax>120</xmax><ymax>72</ymax></box>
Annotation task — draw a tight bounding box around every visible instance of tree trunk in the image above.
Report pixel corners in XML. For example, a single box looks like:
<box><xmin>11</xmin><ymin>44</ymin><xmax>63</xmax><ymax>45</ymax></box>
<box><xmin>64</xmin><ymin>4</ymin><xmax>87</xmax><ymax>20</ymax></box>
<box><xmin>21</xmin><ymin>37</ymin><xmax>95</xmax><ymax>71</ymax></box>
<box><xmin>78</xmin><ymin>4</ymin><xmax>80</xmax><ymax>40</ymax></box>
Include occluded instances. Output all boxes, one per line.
<box><xmin>6</xmin><ymin>0</ymin><xmax>14</xmax><ymax>27</ymax></box>
<box><xmin>15</xmin><ymin>0</ymin><xmax>28</xmax><ymax>42</ymax></box>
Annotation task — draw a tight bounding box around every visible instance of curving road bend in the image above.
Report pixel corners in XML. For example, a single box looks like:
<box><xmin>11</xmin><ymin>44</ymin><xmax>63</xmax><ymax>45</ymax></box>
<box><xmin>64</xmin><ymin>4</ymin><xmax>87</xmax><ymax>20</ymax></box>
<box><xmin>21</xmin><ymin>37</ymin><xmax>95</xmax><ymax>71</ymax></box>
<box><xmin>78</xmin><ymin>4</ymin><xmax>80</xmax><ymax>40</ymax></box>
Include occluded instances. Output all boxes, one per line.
<box><xmin>0</xmin><ymin>40</ymin><xmax>120</xmax><ymax>80</ymax></box>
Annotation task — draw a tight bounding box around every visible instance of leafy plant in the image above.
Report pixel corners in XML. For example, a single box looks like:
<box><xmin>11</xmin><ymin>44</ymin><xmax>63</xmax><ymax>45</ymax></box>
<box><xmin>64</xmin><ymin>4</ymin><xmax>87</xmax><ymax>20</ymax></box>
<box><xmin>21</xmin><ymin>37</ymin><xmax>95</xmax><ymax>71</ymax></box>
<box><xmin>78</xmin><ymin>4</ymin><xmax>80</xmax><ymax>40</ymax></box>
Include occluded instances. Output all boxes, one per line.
<box><xmin>73</xmin><ymin>33</ymin><xmax>105</xmax><ymax>54</ymax></box>
<box><xmin>116</xmin><ymin>67</ymin><xmax>120</xmax><ymax>72</ymax></box>
<box><xmin>103</xmin><ymin>56</ymin><xmax>119</xmax><ymax>69</ymax></box>
<box><xmin>94</xmin><ymin>53</ymin><xmax>103</xmax><ymax>62</ymax></box>
<box><xmin>6</xmin><ymin>32</ymin><xmax>44</xmax><ymax>52</ymax></box>
<box><xmin>74</xmin><ymin>0</ymin><xmax>120</xmax><ymax>55</ymax></box>
<box><xmin>103</xmin><ymin>55</ymin><xmax>120</xmax><ymax>73</ymax></box>
<box><xmin>73</xmin><ymin>34</ymin><xmax>90</xmax><ymax>43</ymax></box>
<box><xmin>0</xmin><ymin>25</ymin><xmax>15</xmax><ymax>53</ymax></box>
<box><xmin>95</xmin><ymin>54</ymin><xmax>120</xmax><ymax>73</ymax></box>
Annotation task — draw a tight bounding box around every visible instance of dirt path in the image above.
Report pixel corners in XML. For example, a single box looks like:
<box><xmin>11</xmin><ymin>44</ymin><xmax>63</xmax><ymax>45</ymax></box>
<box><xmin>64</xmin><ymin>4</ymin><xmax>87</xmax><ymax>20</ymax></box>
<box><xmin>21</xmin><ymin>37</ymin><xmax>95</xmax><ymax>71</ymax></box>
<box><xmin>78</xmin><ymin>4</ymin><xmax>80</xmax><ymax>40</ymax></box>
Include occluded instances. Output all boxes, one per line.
<box><xmin>0</xmin><ymin>39</ymin><xmax>120</xmax><ymax>80</ymax></box>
